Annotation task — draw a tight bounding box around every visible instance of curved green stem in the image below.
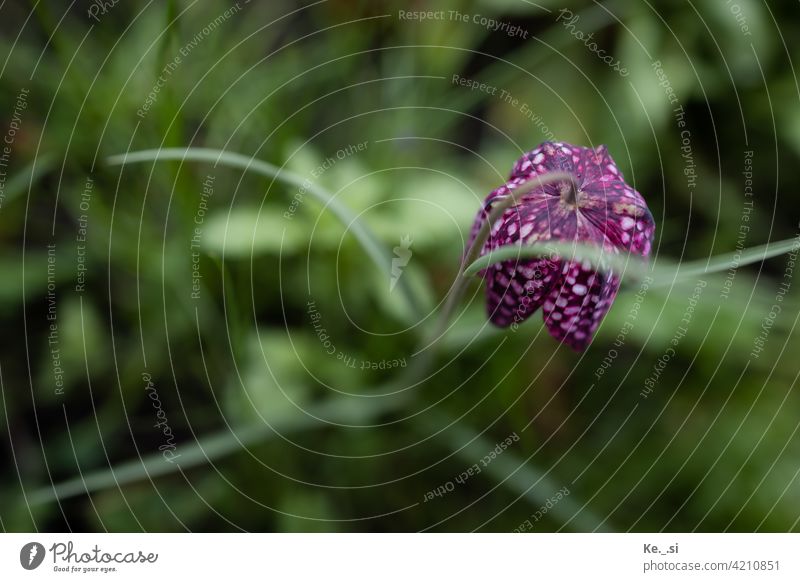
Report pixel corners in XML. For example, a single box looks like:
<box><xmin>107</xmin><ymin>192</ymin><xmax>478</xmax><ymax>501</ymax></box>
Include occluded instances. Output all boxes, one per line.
<box><xmin>649</xmin><ymin>236</ymin><xmax>800</xmax><ymax>288</ymax></box>
<box><xmin>431</xmin><ymin>171</ymin><xmax>579</xmax><ymax>343</ymax></box>
<box><xmin>106</xmin><ymin>147</ymin><xmax>424</xmax><ymax>319</ymax></box>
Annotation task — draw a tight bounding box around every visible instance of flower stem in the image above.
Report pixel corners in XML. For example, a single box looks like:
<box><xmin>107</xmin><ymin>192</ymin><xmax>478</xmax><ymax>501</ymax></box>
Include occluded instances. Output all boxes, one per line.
<box><xmin>106</xmin><ymin>147</ymin><xmax>425</xmax><ymax>320</ymax></box>
<box><xmin>430</xmin><ymin>171</ymin><xmax>579</xmax><ymax>345</ymax></box>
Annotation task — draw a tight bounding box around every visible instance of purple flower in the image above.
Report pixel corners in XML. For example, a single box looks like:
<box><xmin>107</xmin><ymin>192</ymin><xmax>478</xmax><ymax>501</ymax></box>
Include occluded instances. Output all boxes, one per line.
<box><xmin>469</xmin><ymin>141</ymin><xmax>655</xmax><ymax>351</ymax></box>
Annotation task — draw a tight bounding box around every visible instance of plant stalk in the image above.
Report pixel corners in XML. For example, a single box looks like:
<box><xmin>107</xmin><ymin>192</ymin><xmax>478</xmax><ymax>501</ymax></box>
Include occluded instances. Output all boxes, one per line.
<box><xmin>430</xmin><ymin>170</ymin><xmax>579</xmax><ymax>344</ymax></box>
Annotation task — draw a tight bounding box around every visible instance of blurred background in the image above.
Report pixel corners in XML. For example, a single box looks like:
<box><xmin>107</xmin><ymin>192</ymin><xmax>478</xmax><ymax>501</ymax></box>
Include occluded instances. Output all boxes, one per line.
<box><xmin>1</xmin><ymin>0</ymin><xmax>799</xmax><ymax>532</ymax></box>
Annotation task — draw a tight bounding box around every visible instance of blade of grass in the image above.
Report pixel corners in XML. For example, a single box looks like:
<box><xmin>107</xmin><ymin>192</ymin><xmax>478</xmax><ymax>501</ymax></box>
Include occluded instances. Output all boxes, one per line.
<box><xmin>419</xmin><ymin>412</ymin><xmax>608</xmax><ymax>532</ymax></box>
<box><xmin>429</xmin><ymin>2</ymin><xmax>621</xmax><ymax>134</ymax></box>
<box><xmin>2</xmin><ymin>153</ymin><xmax>54</xmax><ymax>206</ymax></box>
<box><xmin>649</xmin><ymin>236</ymin><xmax>800</xmax><ymax>288</ymax></box>
<box><xmin>29</xmin><ymin>393</ymin><xmax>410</xmax><ymax>505</ymax></box>
<box><xmin>464</xmin><ymin>236</ymin><xmax>800</xmax><ymax>291</ymax></box>
<box><xmin>463</xmin><ymin>240</ymin><xmax>648</xmax><ymax>279</ymax></box>
<box><xmin>106</xmin><ymin>147</ymin><xmax>424</xmax><ymax>318</ymax></box>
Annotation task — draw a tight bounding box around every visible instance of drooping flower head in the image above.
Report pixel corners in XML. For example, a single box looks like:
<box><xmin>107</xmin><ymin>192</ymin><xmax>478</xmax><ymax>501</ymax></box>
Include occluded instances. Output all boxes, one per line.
<box><xmin>469</xmin><ymin>141</ymin><xmax>655</xmax><ymax>350</ymax></box>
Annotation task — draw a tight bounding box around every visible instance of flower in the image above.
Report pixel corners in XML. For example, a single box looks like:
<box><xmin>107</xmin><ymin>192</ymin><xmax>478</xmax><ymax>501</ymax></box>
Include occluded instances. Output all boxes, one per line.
<box><xmin>469</xmin><ymin>141</ymin><xmax>655</xmax><ymax>350</ymax></box>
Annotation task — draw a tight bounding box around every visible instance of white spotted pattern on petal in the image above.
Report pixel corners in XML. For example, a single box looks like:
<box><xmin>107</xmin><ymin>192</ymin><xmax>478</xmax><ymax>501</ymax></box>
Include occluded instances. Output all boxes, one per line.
<box><xmin>542</xmin><ymin>262</ymin><xmax>620</xmax><ymax>351</ymax></box>
<box><xmin>471</xmin><ymin>141</ymin><xmax>655</xmax><ymax>350</ymax></box>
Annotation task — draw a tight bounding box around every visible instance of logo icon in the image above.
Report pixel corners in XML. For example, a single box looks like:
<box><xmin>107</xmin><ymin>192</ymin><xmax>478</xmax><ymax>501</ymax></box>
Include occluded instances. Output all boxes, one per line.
<box><xmin>390</xmin><ymin>235</ymin><xmax>413</xmax><ymax>292</ymax></box>
<box><xmin>20</xmin><ymin>542</ymin><xmax>46</xmax><ymax>570</ymax></box>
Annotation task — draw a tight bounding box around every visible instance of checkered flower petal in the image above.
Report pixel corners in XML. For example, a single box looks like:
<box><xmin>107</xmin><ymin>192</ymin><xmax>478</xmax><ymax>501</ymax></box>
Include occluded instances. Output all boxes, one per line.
<box><xmin>541</xmin><ymin>262</ymin><xmax>620</xmax><ymax>351</ymax></box>
<box><xmin>471</xmin><ymin>141</ymin><xmax>655</xmax><ymax>350</ymax></box>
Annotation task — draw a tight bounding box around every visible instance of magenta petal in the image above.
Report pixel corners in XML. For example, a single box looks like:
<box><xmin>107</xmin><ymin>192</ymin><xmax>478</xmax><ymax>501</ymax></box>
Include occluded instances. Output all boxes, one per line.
<box><xmin>482</xmin><ymin>196</ymin><xmax>575</xmax><ymax>328</ymax></box>
<box><xmin>542</xmin><ymin>262</ymin><xmax>620</xmax><ymax>351</ymax></box>
<box><xmin>509</xmin><ymin>141</ymin><xmax>583</xmax><ymax>181</ymax></box>
<box><xmin>486</xmin><ymin>257</ymin><xmax>561</xmax><ymax>326</ymax></box>
<box><xmin>466</xmin><ymin>176</ymin><xmax>530</xmax><ymax>251</ymax></box>
<box><xmin>470</xmin><ymin>141</ymin><xmax>655</xmax><ymax>350</ymax></box>
<box><xmin>580</xmin><ymin>181</ymin><xmax>655</xmax><ymax>256</ymax></box>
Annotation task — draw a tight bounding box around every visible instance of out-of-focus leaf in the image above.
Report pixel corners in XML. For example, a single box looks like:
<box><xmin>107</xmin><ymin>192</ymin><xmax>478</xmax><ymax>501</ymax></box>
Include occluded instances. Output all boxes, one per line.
<box><xmin>28</xmin><ymin>391</ymin><xmax>410</xmax><ymax>506</ymax></box>
<box><xmin>201</xmin><ymin>207</ymin><xmax>309</xmax><ymax>256</ymax></box>
<box><xmin>106</xmin><ymin>147</ymin><xmax>425</xmax><ymax>318</ymax></box>
<box><xmin>418</xmin><ymin>412</ymin><xmax>609</xmax><ymax>532</ymax></box>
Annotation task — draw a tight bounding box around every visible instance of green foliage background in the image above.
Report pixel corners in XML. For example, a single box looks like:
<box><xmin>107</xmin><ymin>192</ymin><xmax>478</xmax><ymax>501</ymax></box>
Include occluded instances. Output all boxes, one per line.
<box><xmin>1</xmin><ymin>0</ymin><xmax>799</xmax><ymax>532</ymax></box>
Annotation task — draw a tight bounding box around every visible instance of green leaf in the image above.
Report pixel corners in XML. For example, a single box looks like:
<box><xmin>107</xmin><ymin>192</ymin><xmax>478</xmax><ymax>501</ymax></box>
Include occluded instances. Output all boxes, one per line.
<box><xmin>462</xmin><ymin>236</ymin><xmax>800</xmax><ymax>292</ymax></box>
<box><xmin>463</xmin><ymin>240</ymin><xmax>648</xmax><ymax>279</ymax></box>
<box><xmin>2</xmin><ymin>153</ymin><xmax>54</xmax><ymax>206</ymax></box>
<box><xmin>28</xmin><ymin>393</ymin><xmax>410</xmax><ymax>506</ymax></box>
<box><xmin>418</xmin><ymin>413</ymin><xmax>608</xmax><ymax>532</ymax></box>
<box><xmin>105</xmin><ymin>147</ymin><xmax>424</xmax><ymax>318</ymax></box>
<box><xmin>201</xmin><ymin>206</ymin><xmax>309</xmax><ymax>256</ymax></box>
<box><xmin>649</xmin><ymin>236</ymin><xmax>800</xmax><ymax>288</ymax></box>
